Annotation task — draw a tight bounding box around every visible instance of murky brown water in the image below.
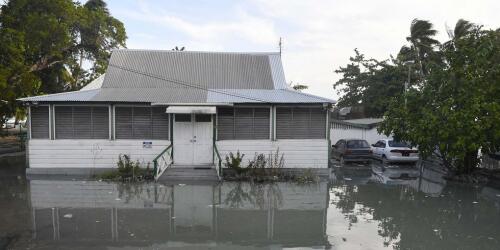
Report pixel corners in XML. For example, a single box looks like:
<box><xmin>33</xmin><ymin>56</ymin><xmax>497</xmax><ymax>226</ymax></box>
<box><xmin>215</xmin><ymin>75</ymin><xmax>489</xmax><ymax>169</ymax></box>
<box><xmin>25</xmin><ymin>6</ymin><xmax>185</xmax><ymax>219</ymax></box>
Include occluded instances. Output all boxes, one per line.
<box><xmin>1</xmin><ymin>156</ymin><xmax>500</xmax><ymax>249</ymax></box>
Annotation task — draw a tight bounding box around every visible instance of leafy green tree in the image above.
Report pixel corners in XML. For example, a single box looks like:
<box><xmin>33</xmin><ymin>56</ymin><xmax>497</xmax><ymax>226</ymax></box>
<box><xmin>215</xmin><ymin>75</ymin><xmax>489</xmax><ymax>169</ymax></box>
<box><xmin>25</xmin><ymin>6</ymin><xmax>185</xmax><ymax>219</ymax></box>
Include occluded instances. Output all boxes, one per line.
<box><xmin>0</xmin><ymin>0</ymin><xmax>126</xmax><ymax>125</ymax></box>
<box><xmin>380</xmin><ymin>24</ymin><xmax>500</xmax><ymax>173</ymax></box>
<box><xmin>334</xmin><ymin>49</ymin><xmax>411</xmax><ymax>117</ymax></box>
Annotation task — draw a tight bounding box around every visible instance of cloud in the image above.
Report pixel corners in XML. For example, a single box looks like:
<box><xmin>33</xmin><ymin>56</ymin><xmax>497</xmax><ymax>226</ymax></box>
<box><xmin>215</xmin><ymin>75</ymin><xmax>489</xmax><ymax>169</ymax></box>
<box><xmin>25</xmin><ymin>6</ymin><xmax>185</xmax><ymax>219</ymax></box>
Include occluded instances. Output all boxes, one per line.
<box><xmin>110</xmin><ymin>0</ymin><xmax>500</xmax><ymax>100</ymax></box>
<box><xmin>117</xmin><ymin>2</ymin><xmax>279</xmax><ymax>47</ymax></box>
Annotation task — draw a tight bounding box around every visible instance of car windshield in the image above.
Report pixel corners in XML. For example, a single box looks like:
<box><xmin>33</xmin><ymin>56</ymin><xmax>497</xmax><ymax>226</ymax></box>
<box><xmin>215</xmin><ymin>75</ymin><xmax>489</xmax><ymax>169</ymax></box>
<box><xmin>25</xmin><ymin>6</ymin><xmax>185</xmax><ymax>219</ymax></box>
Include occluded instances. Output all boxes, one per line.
<box><xmin>347</xmin><ymin>140</ymin><xmax>369</xmax><ymax>148</ymax></box>
<box><xmin>388</xmin><ymin>140</ymin><xmax>409</xmax><ymax>147</ymax></box>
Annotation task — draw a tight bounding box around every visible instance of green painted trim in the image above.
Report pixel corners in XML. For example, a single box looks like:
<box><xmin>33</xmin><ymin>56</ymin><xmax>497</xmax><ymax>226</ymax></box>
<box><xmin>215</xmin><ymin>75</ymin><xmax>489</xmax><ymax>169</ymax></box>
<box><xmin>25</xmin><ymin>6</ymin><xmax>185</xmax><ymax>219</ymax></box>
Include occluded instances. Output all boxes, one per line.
<box><xmin>326</xmin><ymin>111</ymin><xmax>332</xmax><ymax>168</ymax></box>
<box><xmin>170</xmin><ymin>113</ymin><xmax>174</xmax><ymax>162</ymax></box>
<box><xmin>152</xmin><ymin>144</ymin><xmax>172</xmax><ymax>176</ymax></box>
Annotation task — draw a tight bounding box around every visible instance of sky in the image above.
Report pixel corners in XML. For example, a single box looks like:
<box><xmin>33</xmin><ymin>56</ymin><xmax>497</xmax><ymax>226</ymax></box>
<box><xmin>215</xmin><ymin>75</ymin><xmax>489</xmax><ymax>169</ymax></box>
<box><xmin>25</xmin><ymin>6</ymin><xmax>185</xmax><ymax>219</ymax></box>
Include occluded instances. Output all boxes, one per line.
<box><xmin>106</xmin><ymin>0</ymin><xmax>500</xmax><ymax>100</ymax></box>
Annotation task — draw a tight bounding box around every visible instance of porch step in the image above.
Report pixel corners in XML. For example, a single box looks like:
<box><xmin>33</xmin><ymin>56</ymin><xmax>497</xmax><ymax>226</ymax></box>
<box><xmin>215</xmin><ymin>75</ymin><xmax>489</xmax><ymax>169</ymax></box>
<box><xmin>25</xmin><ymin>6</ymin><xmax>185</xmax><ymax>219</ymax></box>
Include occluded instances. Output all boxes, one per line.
<box><xmin>157</xmin><ymin>166</ymin><xmax>219</xmax><ymax>182</ymax></box>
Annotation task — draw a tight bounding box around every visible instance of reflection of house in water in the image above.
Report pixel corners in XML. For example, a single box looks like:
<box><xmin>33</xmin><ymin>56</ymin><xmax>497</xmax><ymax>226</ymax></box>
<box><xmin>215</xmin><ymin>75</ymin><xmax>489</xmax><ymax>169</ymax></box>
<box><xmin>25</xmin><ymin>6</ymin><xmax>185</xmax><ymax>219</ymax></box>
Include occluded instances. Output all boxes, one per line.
<box><xmin>29</xmin><ymin>180</ymin><xmax>329</xmax><ymax>248</ymax></box>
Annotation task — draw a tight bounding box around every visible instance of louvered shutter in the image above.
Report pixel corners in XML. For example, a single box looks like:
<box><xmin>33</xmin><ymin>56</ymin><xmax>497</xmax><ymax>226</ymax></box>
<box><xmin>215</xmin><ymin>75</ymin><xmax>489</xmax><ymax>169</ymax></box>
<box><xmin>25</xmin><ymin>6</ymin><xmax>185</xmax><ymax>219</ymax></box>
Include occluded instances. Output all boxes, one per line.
<box><xmin>276</xmin><ymin>107</ymin><xmax>292</xmax><ymax>139</ymax></box>
<box><xmin>30</xmin><ymin>106</ymin><xmax>49</xmax><ymax>139</ymax></box>
<box><xmin>73</xmin><ymin>107</ymin><xmax>92</xmax><ymax>139</ymax></box>
<box><xmin>133</xmin><ymin>107</ymin><xmax>152</xmax><ymax>139</ymax></box>
<box><xmin>234</xmin><ymin>108</ymin><xmax>253</xmax><ymax>139</ymax></box>
<box><xmin>309</xmin><ymin>108</ymin><xmax>326</xmax><ymax>139</ymax></box>
<box><xmin>92</xmin><ymin>107</ymin><xmax>109</xmax><ymax>139</ymax></box>
<box><xmin>55</xmin><ymin>106</ymin><xmax>73</xmax><ymax>139</ymax></box>
<box><xmin>152</xmin><ymin>107</ymin><xmax>169</xmax><ymax>140</ymax></box>
<box><xmin>276</xmin><ymin>107</ymin><xmax>326</xmax><ymax>139</ymax></box>
<box><xmin>217</xmin><ymin>107</ymin><xmax>234</xmax><ymax>140</ymax></box>
<box><xmin>253</xmin><ymin>108</ymin><xmax>270</xmax><ymax>139</ymax></box>
<box><xmin>292</xmin><ymin>107</ymin><xmax>310</xmax><ymax>139</ymax></box>
<box><xmin>115</xmin><ymin>107</ymin><xmax>133</xmax><ymax>139</ymax></box>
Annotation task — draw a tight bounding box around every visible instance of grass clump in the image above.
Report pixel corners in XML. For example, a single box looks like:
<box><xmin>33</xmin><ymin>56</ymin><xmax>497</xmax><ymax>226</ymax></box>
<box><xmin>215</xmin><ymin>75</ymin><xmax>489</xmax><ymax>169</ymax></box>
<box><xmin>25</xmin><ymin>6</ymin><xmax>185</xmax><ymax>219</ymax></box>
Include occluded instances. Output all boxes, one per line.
<box><xmin>96</xmin><ymin>154</ymin><xmax>154</xmax><ymax>182</ymax></box>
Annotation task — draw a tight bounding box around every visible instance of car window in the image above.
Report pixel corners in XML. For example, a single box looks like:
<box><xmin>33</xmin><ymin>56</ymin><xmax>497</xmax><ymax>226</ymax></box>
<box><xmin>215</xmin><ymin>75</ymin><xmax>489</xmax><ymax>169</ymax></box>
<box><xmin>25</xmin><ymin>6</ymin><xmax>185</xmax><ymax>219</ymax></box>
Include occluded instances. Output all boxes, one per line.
<box><xmin>388</xmin><ymin>140</ymin><xmax>409</xmax><ymax>147</ymax></box>
<box><xmin>347</xmin><ymin>140</ymin><xmax>369</xmax><ymax>148</ymax></box>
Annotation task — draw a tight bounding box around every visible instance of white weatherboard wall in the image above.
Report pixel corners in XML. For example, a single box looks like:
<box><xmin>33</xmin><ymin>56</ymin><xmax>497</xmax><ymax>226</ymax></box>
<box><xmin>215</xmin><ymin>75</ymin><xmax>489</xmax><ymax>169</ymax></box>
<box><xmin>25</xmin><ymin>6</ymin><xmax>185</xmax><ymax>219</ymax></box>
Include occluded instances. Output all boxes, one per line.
<box><xmin>330</xmin><ymin>126</ymin><xmax>392</xmax><ymax>145</ymax></box>
<box><xmin>28</xmin><ymin>139</ymin><xmax>170</xmax><ymax>168</ymax></box>
<box><xmin>216</xmin><ymin>139</ymin><xmax>328</xmax><ymax>168</ymax></box>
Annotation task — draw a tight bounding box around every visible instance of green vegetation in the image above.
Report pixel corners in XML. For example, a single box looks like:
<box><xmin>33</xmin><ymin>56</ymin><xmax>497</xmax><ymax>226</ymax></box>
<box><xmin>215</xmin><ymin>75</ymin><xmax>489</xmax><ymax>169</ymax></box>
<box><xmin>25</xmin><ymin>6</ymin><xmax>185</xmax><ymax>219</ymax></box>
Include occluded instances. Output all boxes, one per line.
<box><xmin>97</xmin><ymin>154</ymin><xmax>154</xmax><ymax>181</ymax></box>
<box><xmin>223</xmin><ymin>149</ymin><xmax>318</xmax><ymax>183</ymax></box>
<box><xmin>335</xmin><ymin>18</ymin><xmax>500</xmax><ymax>174</ymax></box>
<box><xmin>0</xmin><ymin>0</ymin><xmax>126</xmax><ymax>127</ymax></box>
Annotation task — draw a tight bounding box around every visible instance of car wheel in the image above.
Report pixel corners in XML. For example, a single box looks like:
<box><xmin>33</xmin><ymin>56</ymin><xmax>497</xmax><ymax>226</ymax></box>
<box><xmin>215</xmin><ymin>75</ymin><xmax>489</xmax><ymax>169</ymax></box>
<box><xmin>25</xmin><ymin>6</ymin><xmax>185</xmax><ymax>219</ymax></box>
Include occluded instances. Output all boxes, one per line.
<box><xmin>340</xmin><ymin>155</ymin><xmax>345</xmax><ymax>165</ymax></box>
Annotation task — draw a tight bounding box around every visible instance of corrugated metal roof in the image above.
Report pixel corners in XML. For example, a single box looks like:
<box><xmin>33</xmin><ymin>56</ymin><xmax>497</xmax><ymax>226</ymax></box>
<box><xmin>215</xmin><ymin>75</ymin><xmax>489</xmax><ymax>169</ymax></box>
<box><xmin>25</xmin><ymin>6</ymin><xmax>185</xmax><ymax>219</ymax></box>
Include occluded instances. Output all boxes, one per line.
<box><xmin>80</xmin><ymin>74</ymin><xmax>105</xmax><ymax>91</ymax></box>
<box><xmin>331</xmin><ymin>118</ymin><xmax>383</xmax><ymax>129</ymax></box>
<box><xmin>104</xmin><ymin>50</ymin><xmax>279</xmax><ymax>90</ymax></box>
<box><xmin>19</xmin><ymin>50</ymin><xmax>336</xmax><ymax>104</ymax></box>
<box><xmin>343</xmin><ymin>118</ymin><xmax>384</xmax><ymax>125</ymax></box>
<box><xmin>268</xmin><ymin>54</ymin><xmax>289</xmax><ymax>89</ymax></box>
<box><xmin>18</xmin><ymin>89</ymin><xmax>100</xmax><ymax>102</ymax></box>
<box><xmin>91</xmin><ymin>88</ymin><xmax>207</xmax><ymax>103</ymax></box>
<box><xmin>207</xmin><ymin>89</ymin><xmax>335</xmax><ymax>103</ymax></box>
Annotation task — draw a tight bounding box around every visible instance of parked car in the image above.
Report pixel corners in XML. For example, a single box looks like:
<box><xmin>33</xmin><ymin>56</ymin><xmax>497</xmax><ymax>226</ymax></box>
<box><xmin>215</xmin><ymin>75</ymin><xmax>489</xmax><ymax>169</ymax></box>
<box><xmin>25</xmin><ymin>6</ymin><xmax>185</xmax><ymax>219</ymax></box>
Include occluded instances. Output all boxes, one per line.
<box><xmin>371</xmin><ymin>139</ymin><xmax>419</xmax><ymax>163</ymax></box>
<box><xmin>332</xmin><ymin>139</ymin><xmax>372</xmax><ymax>164</ymax></box>
<box><xmin>1</xmin><ymin>117</ymin><xmax>26</xmax><ymax>129</ymax></box>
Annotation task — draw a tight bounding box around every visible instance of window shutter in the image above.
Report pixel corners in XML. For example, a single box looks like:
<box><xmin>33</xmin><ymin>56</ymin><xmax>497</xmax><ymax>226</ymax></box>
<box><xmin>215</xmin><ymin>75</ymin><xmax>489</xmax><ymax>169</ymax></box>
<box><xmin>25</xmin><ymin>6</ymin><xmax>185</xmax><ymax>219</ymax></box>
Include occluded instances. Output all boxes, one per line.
<box><xmin>234</xmin><ymin>108</ymin><xmax>253</xmax><ymax>139</ymax></box>
<box><xmin>217</xmin><ymin>107</ymin><xmax>234</xmax><ymax>140</ymax></box>
<box><xmin>309</xmin><ymin>108</ymin><xmax>326</xmax><ymax>139</ymax></box>
<box><xmin>276</xmin><ymin>107</ymin><xmax>292</xmax><ymax>139</ymax></box>
<box><xmin>133</xmin><ymin>107</ymin><xmax>152</xmax><ymax>139</ymax></box>
<box><xmin>276</xmin><ymin>107</ymin><xmax>326</xmax><ymax>139</ymax></box>
<box><xmin>30</xmin><ymin>106</ymin><xmax>50</xmax><ymax>139</ymax></box>
<box><xmin>152</xmin><ymin>107</ymin><xmax>168</xmax><ymax>140</ymax></box>
<box><xmin>73</xmin><ymin>107</ymin><xmax>92</xmax><ymax>139</ymax></box>
<box><xmin>253</xmin><ymin>108</ymin><xmax>270</xmax><ymax>139</ymax></box>
<box><xmin>92</xmin><ymin>107</ymin><xmax>109</xmax><ymax>139</ymax></box>
<box><xmin>55</xmin><ymin>106</ymin><xmax>74</xmax><ymax>139</ymax></box>
<box><xmin>115</xmin><ymin>107</ymin><xmax>133</xmax><ymax>139</ymax></box>
<box><xmin>217</xmin><ymin>107</ymin><xmax>270</xmax><ymax>140</ymax></box>
<box><xmin>292</xmin><ymin>107</ymin><xmax>310</xmax><ymax>139</ymax></box>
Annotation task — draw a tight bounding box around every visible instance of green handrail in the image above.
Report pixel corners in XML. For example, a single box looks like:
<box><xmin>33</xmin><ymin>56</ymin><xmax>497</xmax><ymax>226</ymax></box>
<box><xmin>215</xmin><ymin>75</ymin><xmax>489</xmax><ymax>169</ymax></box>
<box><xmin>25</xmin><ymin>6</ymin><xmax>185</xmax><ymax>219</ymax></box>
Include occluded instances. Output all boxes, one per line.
<box><xmin>153</xmin><ymin>144</ymin><xmax>172</xmax><ymax>177</ymax></box>
<box><xmin>214</xmin><ymin>144</ymin><xmax>222</xmax><ymax>177</ymax></box>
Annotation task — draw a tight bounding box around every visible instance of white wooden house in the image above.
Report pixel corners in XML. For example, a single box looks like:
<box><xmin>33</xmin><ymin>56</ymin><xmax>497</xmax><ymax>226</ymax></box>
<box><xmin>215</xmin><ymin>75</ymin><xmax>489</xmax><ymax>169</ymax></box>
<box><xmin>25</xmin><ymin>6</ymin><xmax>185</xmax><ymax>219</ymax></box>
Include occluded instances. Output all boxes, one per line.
<box><xmin>19</xmin><ymin>50</ymin><xmax>335</xmax><ymax>179</ymax></box>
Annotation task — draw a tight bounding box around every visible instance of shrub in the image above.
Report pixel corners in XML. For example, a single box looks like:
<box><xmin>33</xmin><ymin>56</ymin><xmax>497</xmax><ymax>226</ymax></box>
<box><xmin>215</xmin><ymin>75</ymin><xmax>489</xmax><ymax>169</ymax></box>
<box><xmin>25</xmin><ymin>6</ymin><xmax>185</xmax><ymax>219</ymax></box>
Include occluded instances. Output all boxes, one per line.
<box><xmin>225</xmin><ymin>151</ymin><xmax>246</xmax><ymax>175</ymax></box>
<box><xmin>97</xmin><ymin>154</ymin><xmax>153</xmax><ymax>182</ymax></box>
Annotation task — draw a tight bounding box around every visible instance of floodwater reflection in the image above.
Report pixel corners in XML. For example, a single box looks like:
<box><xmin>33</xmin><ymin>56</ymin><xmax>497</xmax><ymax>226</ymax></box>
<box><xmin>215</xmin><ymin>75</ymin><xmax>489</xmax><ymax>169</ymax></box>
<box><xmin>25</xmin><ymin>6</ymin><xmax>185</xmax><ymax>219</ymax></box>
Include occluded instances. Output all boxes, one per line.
<box><xmin>26</xmin><ymin>180</ymin><xmax>330</xmax><ymax>249</ymax></box>
<box><xmin>1</xmin><ymin>156</ymin><xmax>500</xmax><ymax>249</ymax></box>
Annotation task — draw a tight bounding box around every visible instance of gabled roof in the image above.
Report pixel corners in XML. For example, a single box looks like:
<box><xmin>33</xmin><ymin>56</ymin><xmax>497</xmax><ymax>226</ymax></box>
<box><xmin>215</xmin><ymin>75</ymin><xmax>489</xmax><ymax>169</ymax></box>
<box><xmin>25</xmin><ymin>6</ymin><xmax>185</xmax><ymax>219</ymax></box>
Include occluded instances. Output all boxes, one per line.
<box><xmin>80</xmin><ymin>74</ymin><xmax>105</xmax><ymax>91</ymax></box>
<box><xmin>19</xmin><ymin>50</ymin><xmax>335</xmax><ymax>104</ymax></box>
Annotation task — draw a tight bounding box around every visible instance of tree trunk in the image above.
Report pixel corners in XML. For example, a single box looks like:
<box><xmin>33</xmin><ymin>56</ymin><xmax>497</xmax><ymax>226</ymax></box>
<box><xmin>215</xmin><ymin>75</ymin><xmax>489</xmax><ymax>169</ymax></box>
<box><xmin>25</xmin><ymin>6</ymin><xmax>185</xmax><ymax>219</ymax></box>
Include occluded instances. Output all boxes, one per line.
<box><xmin>460</xmin><ymin>150</ymin><xmax>479</xmax><ymax>174</ymax></box>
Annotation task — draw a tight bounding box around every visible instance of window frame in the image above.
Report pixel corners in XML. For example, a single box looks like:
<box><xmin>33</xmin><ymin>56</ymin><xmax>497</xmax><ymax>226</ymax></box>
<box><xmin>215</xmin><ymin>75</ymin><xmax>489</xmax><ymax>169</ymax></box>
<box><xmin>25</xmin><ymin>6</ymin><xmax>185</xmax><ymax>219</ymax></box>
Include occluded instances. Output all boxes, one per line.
<box><xmin>114</xmin><ymin>104</ymin><xmax>170</xmax><ymax>140</ymax></box>
<box><xmin>53</xmin><ymin>104</ymin><xmax>111</xmax><ymax>140</ymax></box>
<box><xmin>216</xmin><ymin>105</ymin><xmax>272</xmax><ymax>141</ymax></box>
<box><xmin>275</xmin><ymin>105</ymin><xmax>327</xmax><ymax>140</ymax></box>
<box><xmin>28</xmin><ymin>104</ymin><xmax>51</xmax><ymax>140</ymax></box>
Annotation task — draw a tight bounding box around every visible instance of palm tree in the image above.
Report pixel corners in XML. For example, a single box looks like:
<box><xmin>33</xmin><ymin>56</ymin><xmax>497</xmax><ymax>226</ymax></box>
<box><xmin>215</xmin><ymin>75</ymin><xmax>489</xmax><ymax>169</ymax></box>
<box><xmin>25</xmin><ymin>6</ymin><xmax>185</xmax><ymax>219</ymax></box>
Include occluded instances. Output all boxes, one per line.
<box><xmin>172</xmin><ymin>46</ymin><xmax>185</xmax><ymax>51</ymax></box>
<box><xmin>406</xmin><ymin>19</ymin><xmax>440</xmax><ymax>78</ymax></box>
<box><xmin>443</xmin><ymin>19</ymin><xmax>475</xmax><ymax>50</ymax></box>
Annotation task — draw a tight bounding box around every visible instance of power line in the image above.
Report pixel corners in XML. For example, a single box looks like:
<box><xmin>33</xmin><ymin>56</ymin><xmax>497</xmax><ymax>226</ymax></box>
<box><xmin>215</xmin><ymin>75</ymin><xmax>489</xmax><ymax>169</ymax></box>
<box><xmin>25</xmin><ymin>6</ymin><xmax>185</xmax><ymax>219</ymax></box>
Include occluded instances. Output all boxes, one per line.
<box><xmin>108</xmin><ymin>63</ymin><xmax>269</xmax><ymax>103</ymax></box>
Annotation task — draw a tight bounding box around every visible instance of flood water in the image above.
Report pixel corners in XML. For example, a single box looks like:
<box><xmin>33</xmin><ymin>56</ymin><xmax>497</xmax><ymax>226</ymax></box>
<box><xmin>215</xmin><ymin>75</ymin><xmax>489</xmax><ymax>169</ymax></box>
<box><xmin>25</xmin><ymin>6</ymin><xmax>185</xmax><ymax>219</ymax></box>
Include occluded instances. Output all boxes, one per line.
<box><xmin>1</xmin><ymin>156</ymin><xmax>500</xmax><ymax>249</ymax></box>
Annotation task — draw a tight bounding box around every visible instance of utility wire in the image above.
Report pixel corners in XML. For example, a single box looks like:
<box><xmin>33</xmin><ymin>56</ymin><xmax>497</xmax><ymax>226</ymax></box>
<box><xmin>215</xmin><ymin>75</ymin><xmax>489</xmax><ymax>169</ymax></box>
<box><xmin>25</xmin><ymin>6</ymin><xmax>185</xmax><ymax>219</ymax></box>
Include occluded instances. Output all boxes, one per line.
<box><xmin>108</xmin><ymin>63</ymin><xmax>268</xmax><ymax>103</ymax></box>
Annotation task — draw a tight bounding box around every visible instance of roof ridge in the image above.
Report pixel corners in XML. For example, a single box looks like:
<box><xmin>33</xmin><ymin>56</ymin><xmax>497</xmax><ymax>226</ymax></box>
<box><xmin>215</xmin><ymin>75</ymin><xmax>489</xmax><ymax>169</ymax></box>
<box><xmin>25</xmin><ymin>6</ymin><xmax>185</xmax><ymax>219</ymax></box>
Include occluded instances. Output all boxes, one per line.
<box><xmin>112</xmin><ymin>49</ymin><xmax>280</xmax><ymax>56</ymax></box>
